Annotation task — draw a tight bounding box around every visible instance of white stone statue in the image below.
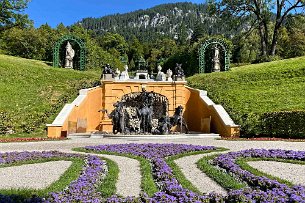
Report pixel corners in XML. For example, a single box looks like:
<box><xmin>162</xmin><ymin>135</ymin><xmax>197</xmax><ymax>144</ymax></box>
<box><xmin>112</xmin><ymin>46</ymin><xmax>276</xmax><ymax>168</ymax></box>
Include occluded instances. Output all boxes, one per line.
<box><xmin>156</xmin><ymin>65</ymin><xmax>166</xmax><ymax>81</ymax></box>
<box><xmin>119</xmin><ymin>65</ymin><xmax>130</xmax><ymax>80</ymax></box>
<box><xmin>115</xmin><ymin>68</ymin><xmax>121</xmax><ymax>80</ymax></box>
<box><xmin>167</xmin><ymin>69</ymin><xmax>173</xmax><ymax>82</ymax></box>
<box><xmin>65</xmin><ymin>42</ymin><xmax>75</xmax><ymax>69</ymax></box>
<box><xmin>214</xmin><ymin>45</ymin><xmax>220</xmax><ymax>59</ymax></box>
<box><xmin>213</xmin><ymin>45</ymin><xmax>221</xmax><ymax>72</ymax></box>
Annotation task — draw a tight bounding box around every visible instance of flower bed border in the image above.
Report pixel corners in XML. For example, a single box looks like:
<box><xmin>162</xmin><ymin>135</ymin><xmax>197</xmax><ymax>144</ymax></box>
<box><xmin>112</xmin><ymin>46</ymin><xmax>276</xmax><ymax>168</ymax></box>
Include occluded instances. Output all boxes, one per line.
<box><xmin>0</xmin><ymin>151</ymin><xmax>106</xmax><ymax>203</ymax></box>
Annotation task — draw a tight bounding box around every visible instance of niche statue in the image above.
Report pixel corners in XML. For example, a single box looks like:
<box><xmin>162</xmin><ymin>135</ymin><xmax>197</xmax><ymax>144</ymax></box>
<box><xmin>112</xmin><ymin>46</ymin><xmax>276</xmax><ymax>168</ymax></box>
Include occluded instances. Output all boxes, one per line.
<box><xmin>213</xmin><ymin>45</ymin><xmax>221</xmax><ymax>72</ymax></box>
<box><xmin>65</xmin><ymin>42</ymin><xmax>75</xmax><ymax>69</ymax></box>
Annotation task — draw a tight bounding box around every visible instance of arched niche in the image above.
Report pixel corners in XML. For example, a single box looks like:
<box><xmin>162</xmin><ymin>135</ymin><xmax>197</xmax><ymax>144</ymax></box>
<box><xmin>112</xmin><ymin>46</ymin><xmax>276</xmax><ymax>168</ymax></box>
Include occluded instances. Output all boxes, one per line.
<box><xmin>199</xmin><ymin>38</ymin><xmax>231</xmax><ymax>73</ymax></box>
<box><xmin>118</xmin><ymin>91</ymin><xmax>169</xmax><ymax>131</ymax></box>
<box><xmin>53</xmin><ymin>35</ymin><xmax>86</xmax><ymax>71</ymax></box>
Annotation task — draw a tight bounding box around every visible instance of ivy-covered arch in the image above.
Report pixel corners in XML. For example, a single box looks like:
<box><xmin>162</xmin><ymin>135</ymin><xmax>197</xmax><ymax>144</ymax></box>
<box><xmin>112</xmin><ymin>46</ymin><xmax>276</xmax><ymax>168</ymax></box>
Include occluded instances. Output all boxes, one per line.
<box><xmin>199</xmin><ymin>38</ymin><xmax>231</xmax><ymax>73</ymax></box>
<box><xmin>53</xmin><ymin>35</ymin><xmax>86</xmax><ymax>71</ymax></box>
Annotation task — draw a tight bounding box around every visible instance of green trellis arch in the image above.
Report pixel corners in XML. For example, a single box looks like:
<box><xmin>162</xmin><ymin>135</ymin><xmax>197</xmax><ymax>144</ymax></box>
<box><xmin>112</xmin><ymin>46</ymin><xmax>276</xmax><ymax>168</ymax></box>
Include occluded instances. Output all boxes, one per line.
<box><xmin>53</xmin><ymin>35</ymin><xmax>86</xmax><ymax>71</ymax></box>
<box><xmin>199</xmin><ymin>38</ymin><xmax>231</xmax><ymax>73</ymax></box>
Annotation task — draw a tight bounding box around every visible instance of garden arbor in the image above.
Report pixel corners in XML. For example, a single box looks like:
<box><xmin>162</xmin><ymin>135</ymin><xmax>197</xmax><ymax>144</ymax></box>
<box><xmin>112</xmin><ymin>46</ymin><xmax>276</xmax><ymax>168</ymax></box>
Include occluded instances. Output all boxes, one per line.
<box><xmin>53</xmin><ymin>35</ymin><xmax>86</xmax><ymax>70</ymax></box>
<box><xmin>199</xmin><ymin>38</ymin><xmax>231</xmax><ymax>73</ymax></box>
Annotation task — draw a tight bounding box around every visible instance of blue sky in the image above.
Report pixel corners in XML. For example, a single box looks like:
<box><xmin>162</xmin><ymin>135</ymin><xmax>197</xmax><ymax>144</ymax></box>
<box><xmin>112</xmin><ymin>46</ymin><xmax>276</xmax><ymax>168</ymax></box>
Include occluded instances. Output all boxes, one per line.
<box><xmin>25</xmin><ymin>0</ymin><xmax>204</xmax><ymax>28</ymax></box>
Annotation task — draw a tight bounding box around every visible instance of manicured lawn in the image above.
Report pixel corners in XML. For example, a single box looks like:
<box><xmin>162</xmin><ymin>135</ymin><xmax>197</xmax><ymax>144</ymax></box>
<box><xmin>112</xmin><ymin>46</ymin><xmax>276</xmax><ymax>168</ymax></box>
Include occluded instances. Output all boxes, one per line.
<box><xmin>188</xmin><ymin>57</ymin><xmax>305</xmax><ymax>114</ymax></box>
<box><xmin>0</xmin><ymin>54</ymin><xmax>100</xmax><ymax>136</ymax></box>
<box><xmin>188</xmin><ymin>57</ymin><xmax>305</xmax><ymax>136</ymax></box>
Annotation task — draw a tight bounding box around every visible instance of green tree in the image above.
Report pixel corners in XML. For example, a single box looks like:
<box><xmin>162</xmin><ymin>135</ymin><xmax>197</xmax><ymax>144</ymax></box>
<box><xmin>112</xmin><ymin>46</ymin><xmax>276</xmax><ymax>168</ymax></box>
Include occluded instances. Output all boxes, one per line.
<box><xmin>98</xmin><ymin>33</ymin><xmax>128</xmax><ymax>56</ymax></box>
<box><xmin>191</xmin><ymin>22</ymin><xmax>206</xmax><ymax>43</ymax></box>
<box><xmin>127</xmin><ymin>36</ymin><xmax>144</xmax><ymax>69</ymax></box>
<box><xmin>70</xmin><ymin>25</ymin><xmax>123</xmax><ymax>70</ymax></box>
<box><xmin>0</xmin><ymin>0</ymin><xmax>32</xmax><ymax>32</ymax></box>
<box><xmin>147</xmin><ymin>48</ymin><xmax>162</xmax><ymax>72</ymax></box>
<box><xmin>158</xmin><ymin>38</ymin><xmax>178</xmax><ymax>58</ymax></box>
<box><xmin>284</xmin><ymin>14</ymin><xmax>305</xmax><ymax>58</ymax></box>
<box><xmin>129</xmin><ymin>58</ymin><xmax>136</xmax><ymax>70</ymax></box>
<box><xmin>232</xmin><ymin>31</ymin><xmax>260</xmax><ymax>63</ymax></box>
<box><xmin>37</xmin><ymin>23</ymin><xmax>57</xmax><ymax>61</ymax></box>
<box><xmin>214</xmin><ymin>0</ymin><xmax>305</xmax><ymax>58</ymax></box>
<box><xmin>177</xmin><ymin>22</ymin><xmax>188</xmax><ymax>45</ymax></box>
<box><xmin>56</xmin><ymin>23</ymin><xmax>69</xmax><ymax>36</ymax></box>
<box><xmin>2</xmin><ymin>27</ymin><xmax>47</xmax><ymax>59</ymax></box>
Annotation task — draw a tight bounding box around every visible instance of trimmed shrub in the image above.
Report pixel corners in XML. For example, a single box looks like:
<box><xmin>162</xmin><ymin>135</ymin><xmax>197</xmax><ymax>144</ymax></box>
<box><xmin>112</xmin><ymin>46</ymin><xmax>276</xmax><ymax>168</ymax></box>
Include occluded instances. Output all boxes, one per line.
<box><xmin>261</xmin><ymin>111</ymin><xmax>305</xmax><ymax>138</ymax></box>
<box><xmin>237</xmin><ymin>111</ymin><xmax>305</xmax><ymax>138</ymax></box>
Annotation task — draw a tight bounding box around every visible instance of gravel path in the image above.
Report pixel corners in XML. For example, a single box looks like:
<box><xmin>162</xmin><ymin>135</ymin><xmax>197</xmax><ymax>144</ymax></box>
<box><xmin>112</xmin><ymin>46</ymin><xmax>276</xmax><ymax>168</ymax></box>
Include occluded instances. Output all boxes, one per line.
<box><xmin>0</xmin><ymin>161</ymin><xmax>72</xmax><ymax>190</ymax></box>
<box><xmin>61</xmin><ymin>150</ymin><xmax>142</xmax><ymax>197</ymax></box>
<box><xmin>248</xmin><ymin>161</ymin><xmax>305</xmax><ymax>186</ymax></box>
<box><xmin>97</xmin><ymin>154</ymin><xmax>142</xmax><ymax>197</ymax></box>
<box><xmin>174</xmin><ymin>152</ymin><xmax>227</xmax><ymax>195</ymax></box>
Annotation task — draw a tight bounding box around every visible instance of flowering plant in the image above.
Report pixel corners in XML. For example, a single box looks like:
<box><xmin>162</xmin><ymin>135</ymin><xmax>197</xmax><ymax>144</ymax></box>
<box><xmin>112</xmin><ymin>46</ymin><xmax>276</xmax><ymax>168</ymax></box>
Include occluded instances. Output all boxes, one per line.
<box><xmin>0</xmin><ymin>151</ymin><xmax>106</xmax><ymax>203</ymax></box>
<box><xmin>85</xmin><ymin>144</ymin><xmax>305</xmax><ymax>203</ymax></box>
<box><xmin>1</xmin><ymin>146</ymin><xmax>305</xmax><ymax>202</ymax></box>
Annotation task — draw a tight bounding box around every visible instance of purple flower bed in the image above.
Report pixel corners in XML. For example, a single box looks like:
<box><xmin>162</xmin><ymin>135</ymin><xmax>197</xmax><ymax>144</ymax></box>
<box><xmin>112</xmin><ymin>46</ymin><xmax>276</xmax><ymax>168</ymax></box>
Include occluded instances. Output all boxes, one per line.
<box><xmin>87</xmin><ymin>143</ymin><xmax>225</xmax><ymax>202</ymax></box>
<box><xmin>214</xmin><ymin>149</ymin><xmax>305</xmax><ymax>202</ymax></box>
<box><xmin>84</xmin><ymin>143</ymin><xmax>216</xmax><ymax>159</ymax></box>
<box><xmin>85</xmin><ymin>144</ymin><xmax>305</xmax><ymax>203</ymax></box>
<box><xmin>2</xmin><ymin>147</ymin><xmax>305</xmax><ymax>202</ymax></box>
<box><xmin>0</xmin><ymin>151</ymin><xmax>106</xmax><ymax>203</ymax></box>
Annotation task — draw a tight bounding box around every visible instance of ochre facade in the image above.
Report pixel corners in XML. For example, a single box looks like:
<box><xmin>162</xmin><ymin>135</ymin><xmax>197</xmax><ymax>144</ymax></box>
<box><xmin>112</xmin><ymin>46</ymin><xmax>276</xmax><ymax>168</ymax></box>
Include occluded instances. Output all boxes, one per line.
<box><xmin>47</xmin><ymin>80</ymin><xmax>240</xmax><ymax>138</ymax></box>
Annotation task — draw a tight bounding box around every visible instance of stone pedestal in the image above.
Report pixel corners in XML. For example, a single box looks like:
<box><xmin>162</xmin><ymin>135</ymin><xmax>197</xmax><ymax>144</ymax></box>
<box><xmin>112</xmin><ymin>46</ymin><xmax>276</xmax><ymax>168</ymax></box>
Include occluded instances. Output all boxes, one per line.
<box><xmin>103</xmin><ymin>74</ymin><xmax>114</xmax><ymax>80</ymax></box>
<box><xmin>174</xmin><ymin>76</ymin><xmax>185</xmax><ymax>81</ymax></box>
<box><xmin>213</xmin><ymin>58</ymin><xmax>221</xmax><ymax>72</ymax></box>
<box><xmin>134</xmin><ymin>71</ymin><xmax>150</xmax><ymax>80</ymax></box>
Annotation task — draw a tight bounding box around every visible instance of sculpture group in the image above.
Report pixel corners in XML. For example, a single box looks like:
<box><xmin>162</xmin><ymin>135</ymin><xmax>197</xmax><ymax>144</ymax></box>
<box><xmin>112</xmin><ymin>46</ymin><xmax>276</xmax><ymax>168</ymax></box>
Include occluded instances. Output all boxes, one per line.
<box><xmin>101</xmin><ymin>63</ymin><xmax>185</xmax><ymax>82</ymax></box>
<box><xmin>101</xmin><ymin>88</ymin><xmax>189</xmax><ymax>135</ymax></box>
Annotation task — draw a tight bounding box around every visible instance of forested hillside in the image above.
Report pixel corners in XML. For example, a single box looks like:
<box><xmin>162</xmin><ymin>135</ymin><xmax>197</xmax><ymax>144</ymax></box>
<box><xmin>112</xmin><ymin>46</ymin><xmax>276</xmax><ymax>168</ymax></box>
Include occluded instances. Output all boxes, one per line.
<box><xmin>1</xmin><ymin>1</ymin><xmax>305</xmax><ymax>75</ymax></box>
<box><xmin>78</xmin><ymin>2</ymin><xmax>235</xmax><ymax>42</ymax></box>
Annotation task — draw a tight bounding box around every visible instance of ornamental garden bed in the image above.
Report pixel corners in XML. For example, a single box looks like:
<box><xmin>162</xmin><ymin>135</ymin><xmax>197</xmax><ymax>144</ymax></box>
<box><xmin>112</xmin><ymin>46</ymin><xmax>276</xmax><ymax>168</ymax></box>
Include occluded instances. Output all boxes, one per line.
<box><xmin>1</xmin><ymin>145</ymin><xmax>305</xmax><ymax>202</ymax></box>
<box><xmin>0</xmin><ymin>137</ymin><xmax>67</xmax><ymax>143</ymax></box>
<box><xmin>0</xmin><ymin>151</ymin><xmax>106</xmax><ymax>202</ymax></box>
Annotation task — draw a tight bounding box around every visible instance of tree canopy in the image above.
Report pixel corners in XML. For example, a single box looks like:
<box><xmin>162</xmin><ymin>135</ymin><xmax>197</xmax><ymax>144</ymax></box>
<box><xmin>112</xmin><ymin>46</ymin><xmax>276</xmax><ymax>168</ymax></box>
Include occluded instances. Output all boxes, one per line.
<box><xmin>0</xmin><ymin>0</ymin><xmax>31</xmax><ymax>32</ymax></box>
<box><xmin>214</xmin><ymin>0</ymin><xmax>305</xmax><ymax>58</ymax></box>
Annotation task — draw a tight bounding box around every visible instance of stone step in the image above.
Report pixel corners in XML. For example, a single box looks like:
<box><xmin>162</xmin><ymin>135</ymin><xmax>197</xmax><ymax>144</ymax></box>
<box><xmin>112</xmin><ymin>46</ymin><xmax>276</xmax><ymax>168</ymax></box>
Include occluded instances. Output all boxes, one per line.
<box><xmin>95</xmin><ymin>133</ymin><xmax>220</xmax><ymax>139</ymax></box>
<box><xmin>68</xmin><ymin>132</ymin><xmax>220</xmax><ymax>139</ymax></box>
<box><xmin>67</xmin><ymin>133</ymin><xmax>91</xmax><ymax>139</ymax></box>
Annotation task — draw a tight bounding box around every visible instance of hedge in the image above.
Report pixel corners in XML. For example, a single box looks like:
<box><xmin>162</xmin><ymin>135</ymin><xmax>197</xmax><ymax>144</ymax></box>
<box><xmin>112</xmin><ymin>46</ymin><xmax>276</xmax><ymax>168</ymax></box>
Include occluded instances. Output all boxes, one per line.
<box><xmin>239</xmin><ymin>111</ymin><xmax>305</xmax><ymax>139</ymax></box>
<box><xmin>261</xmin><ymin>111</ymin><xmax>305</xmax><ymax>138</ymax></box>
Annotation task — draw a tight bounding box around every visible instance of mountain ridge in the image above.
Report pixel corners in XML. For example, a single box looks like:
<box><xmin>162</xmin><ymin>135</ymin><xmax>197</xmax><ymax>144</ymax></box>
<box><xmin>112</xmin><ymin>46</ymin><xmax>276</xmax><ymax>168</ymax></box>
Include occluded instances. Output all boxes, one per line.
<box><xmin>77</xmin><ymin>2</ymin><xmax>224</xmax><ymax>41</ymax></box>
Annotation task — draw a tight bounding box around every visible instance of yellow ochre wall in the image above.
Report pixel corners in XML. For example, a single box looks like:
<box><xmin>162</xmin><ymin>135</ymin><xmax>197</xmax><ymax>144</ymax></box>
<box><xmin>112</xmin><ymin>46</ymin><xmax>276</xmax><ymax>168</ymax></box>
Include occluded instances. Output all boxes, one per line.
<box><xmin>184</xmin><ymin>87</ymin><xmax>240</xmax><ymax>137</ymax></box>
<box><xmin>99</xmin><ymin>81</ymin><xmax>188</xmax><ymax>132</ymax></box>
<box><xmin>183</xmin><ymin>88</ymin><xmax>210</xmax><ymax>132</ymax></box>
<box><xmin>47</xmin><ymin>80</ymin><xmax>240</xmax><ymax>138</ymax></box>
<box><xmin>68</xmin><ymin>87</ymin><xmax>102</xmax><ymax>132</ymax></box>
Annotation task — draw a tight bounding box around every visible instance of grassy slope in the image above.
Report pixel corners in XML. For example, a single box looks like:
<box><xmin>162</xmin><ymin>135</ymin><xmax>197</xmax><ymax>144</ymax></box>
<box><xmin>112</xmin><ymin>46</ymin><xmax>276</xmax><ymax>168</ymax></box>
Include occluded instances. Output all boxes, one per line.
<box><xmin>188</xmin><ymin>57</ymin><xmax>305</xmax><ymax>124</ymax></box>
<box><xmin>0</xmin><ymin>54</ymin><xmax>100</xmax><ymax>136</ymax></box>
